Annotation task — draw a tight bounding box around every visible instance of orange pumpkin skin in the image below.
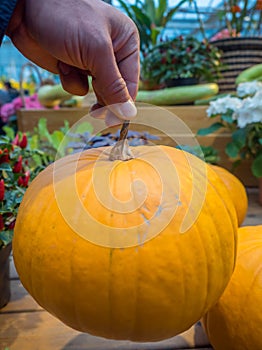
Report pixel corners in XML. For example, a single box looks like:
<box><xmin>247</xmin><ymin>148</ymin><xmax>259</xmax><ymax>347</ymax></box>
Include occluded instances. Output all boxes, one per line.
<box><xmin>211</xmin><ymin>165</ymin><xmax>248</xmax><ymax>226</ymax></box>
<box><xmin>203</xmin><ymin>225</ymin><xmax>262</xmax><ymax>350</ymax></box>
<box><xmin>13</xmin><ymin>146</ymin><xmax>237</xmax><ymax>342</ymax></box>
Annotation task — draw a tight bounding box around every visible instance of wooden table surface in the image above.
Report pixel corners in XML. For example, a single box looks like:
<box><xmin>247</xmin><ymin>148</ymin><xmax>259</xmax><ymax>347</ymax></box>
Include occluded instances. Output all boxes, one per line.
<box><xmin>0</xmin><ymin>188</ymin><xmax>261</xmax><ymax>350</ymax></box>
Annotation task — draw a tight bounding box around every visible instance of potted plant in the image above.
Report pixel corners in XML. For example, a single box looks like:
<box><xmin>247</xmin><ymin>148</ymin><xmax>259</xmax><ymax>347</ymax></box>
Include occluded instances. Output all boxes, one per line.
<box><xmin>0</xmin><ymin>123</ymin><xmax>58</xmax><ymax>308</ymax></box>
<box><xmin>118</xmin><ymin>0</ymin><xmax>189</xmax><ymax>52</ymax></box>
<box><xmin>140</xmin><ymin>35</ymin><xmax>222</xmax><ymax>90</ymax></box>
<box><xmin>0</xmin><ymin>132</ymin><xmax>32</xmax><ymax>308</ymax></box>
<box><xmin>197</xmin><ymin>81</ymin><xmax>262</xmax><ymax>204</ymax></box>
<box><xmin>210</xmin><ymin>0</ymin><xmax>262</xmax><ymax>39</ymax></box>
<box><xmin>208</xmin><ymin>1</ymin><xmax>262</xmax><ymax>92</ymax></box>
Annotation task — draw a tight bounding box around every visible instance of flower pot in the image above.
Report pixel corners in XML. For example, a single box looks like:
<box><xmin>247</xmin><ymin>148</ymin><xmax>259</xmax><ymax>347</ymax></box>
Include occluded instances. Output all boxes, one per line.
<box><xmin>139</xmin><ymin>80</ymin><xmax>165</xmax><ymax>91</ymax></box>
<box><xmin>0</xmin><ymin>243</ymin><xmax>12</xmax><ymax>309</ymax></box>
<box><xmin>165</xmin><ymin>77</ymin><xmax>199</xmax><ymax>88</ymax></box>
<box><xmin>211</xmin><ymin>37</ymin><xmax>262</xmax><ymax>93</ymax></box>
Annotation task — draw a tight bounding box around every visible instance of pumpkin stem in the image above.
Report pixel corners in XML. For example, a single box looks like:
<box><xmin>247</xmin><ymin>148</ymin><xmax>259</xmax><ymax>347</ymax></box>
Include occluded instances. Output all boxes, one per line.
<box><xmin>109</xmin><ymin>121</ymin><xmax>134</xmax><ymax>161</ymax></box>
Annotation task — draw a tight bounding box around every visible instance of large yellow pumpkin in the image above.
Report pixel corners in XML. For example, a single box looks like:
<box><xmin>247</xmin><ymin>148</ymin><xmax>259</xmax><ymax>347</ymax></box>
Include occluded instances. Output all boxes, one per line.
<box><xmin>13</xmin><ymin>145</ymin><xmax>238</xmax><ymax>342</ymax></box>
<box><xmin>203</xmin><ymin>225</ymin><xmax>262</xmax><ymax>350</ymax></box>
<box><xmin>210</xmin><ymin>165</ymin><xmax>248</xmax><ymax>226</ymax></box>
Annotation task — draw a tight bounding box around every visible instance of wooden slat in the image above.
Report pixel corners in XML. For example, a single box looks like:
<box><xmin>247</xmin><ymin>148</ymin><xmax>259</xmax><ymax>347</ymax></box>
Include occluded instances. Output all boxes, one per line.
<box><xmin>16</xmin><ymin>107</ymin><xmax>89</xmax><ymax>132</ymax></box>
<box><xmin>16</xmin><ymin>106</ymin><xmax>258</xmax><ymax>186</ymax></box>
<box><xmin>17</xmin><ymin>105</ymin><xmax>215</xmax><ymax>134</ymax></box>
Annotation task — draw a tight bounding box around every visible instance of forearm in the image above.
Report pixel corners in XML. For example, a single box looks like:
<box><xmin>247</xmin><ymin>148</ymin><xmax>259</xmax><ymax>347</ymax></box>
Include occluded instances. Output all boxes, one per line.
<box><xmin>0</xmin><ymin>0</ymin><xmax>18</xmax><ymax>44</ymax></box>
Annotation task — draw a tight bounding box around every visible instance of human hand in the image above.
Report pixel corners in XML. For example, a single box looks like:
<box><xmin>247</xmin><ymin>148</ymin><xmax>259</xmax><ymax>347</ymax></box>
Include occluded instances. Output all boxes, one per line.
<box><xmin>6</xmin><ymin>0</ymin><xmax>140</xmax><ymax>125</ymax></box>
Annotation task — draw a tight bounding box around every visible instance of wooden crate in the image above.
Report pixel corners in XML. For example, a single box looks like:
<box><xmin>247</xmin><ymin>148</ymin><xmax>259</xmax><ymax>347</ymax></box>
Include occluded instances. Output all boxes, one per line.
<box><xmin>16</xmin><ymin>105</ymin><xmax>258</xmax><ymax>187</ymax></box>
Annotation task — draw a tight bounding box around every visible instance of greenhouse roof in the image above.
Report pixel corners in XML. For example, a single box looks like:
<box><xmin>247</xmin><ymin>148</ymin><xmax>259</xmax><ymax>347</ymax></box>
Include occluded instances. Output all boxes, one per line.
<box><xmin>113</xmin><ymin>0</ymin><xmax>259</xmax><ymax>39</ymax></box>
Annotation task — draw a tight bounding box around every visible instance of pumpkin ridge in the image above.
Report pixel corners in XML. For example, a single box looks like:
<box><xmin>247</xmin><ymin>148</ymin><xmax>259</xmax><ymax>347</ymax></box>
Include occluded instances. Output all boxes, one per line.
<box><xmin>107</xmin><ymin>247</ymin><xmax>114</xmax><ymax>336</ymax></box>
<box><xmin>133</xmin><ymin>246</ymin><xmax>142</xmax><ymax>340</ymax></box>
<box><xmin>194</xmin><ymin>220</ymin><xmax>210</xmax><ymax>316</ymax></box>
<box><xmin>71</xmin><ymin>239</ymin><xmax>83</xmax><ymax>332</ymax></box>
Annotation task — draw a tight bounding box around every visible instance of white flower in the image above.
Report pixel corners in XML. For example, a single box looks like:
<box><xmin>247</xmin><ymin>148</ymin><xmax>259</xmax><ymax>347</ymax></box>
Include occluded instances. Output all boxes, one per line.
<box><xmin>237</xmin><ymin>81</ymin><xmax>262</xmax><ymax>98</ymax></box>
<box><xmin>207</xmin><ymin>96</ymin><xmax>242</xmax><ymax>117</ymax></box>
<box><xmin>233</xmin><ymin>90</ymin><xmax>262</xmax><ymax>128</ymax></box>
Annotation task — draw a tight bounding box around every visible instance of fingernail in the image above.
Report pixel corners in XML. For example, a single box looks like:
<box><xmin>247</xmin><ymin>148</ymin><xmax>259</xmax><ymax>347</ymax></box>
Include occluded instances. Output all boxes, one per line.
<box><xmin>109</xmin><ymin>100</ymin><xmax>137</xmax><ymax>120</ymax></box>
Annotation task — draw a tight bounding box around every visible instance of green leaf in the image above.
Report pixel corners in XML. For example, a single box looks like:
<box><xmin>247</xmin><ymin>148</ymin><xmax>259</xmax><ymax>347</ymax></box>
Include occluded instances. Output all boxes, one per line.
<box><xmin>225</xmin><ymin>142</ymin><xmax>241</xmax><ymax>159</ymax></box>
<box><xmin>31</xmin><ymin>153</ymin><xmax>44</xmax><ymax>167</ymax></box>
<box><xmin>0</xmin><ymin>230</ymin><xmax>13</xmax><ymax>246</ymax></box>
<box><xmin>131</xmin><ymin>5</ymin><xmax>151</xmax><ymax>28</ymax></box>
<box><xmin>50</xmin><ymin>131</ymin><xmax>65</xmax><ymax>151</ymax></box>
<box><xmin>232</xmin><ymin>128</ymin><xmax>247</xmax><ymax>148</ymax></box>
<box><xmin>144</xmin><ymin>0</ymin><xmax>156</xmax><ymax>23</ymax></box>
<box><xmin>151</xmin><ymin>27</ymin><xmax>162</xmax><ymax>46</ymax></box>
<box><xmin>29</xmin><ymin>134</ymin><xmax>40</xmax><ymax>150</ymax></box>
<box><xmin>155</xmin><ymin>0</ymin><xmax>168</xmax><ymax>26</ymax></box>
<box><xmin>163</xmin><ymin>0</ymin><xmax>188</xmax><ymax>25</ymax></box>
<box><xmin>37</xmin><ymin>118</ymin><xmax>53</xmax><ymax>144</ymax></box>
<box><xmin>61</xmin><ymin>120</ymin><xmax>70</xmax><ymax>135</ymax></box>
<box><xmin>197</xmin><ymin>122</ymin><xmax>224</xmax><ymax>136</ymax></box>
<box><xmin>221</xmin><ymin>114</ymin><xmax>234</xmax><ymax>124</ymax></box>
<box><xmin>231</xmin><ymin>159</ymin><xmax>242</xmax><ymax>172</ymax></box>
<box><xmin>74</xmin><ymin>121</ymin><xmax>94</xmax><ymax>134</ymax></box>
<box><xmin>0</xmin><ymin>163</ymin><xmax>13</xmax><ymax>172</ymax></box>
<box><xmin>2</xmin><ymin>126</ymin><xmax>15</xmax><ymax>140</ymax></box>
<box><xmin>251</xmin><ymin>154</ymin><xmax>262</xmax><ymax>178</ymax></box>
<box><xmin>0</xmin><ymin>139</ymin><xmax>10</xmax><ymax>146</ymax></box>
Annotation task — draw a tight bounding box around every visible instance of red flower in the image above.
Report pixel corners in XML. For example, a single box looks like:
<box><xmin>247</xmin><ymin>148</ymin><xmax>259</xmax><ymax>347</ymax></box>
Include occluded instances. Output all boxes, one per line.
<box><xmin>19</xmin><ymin>134</ymin><xmax>27</xmax><ymax>149</ymax></box>
<box><xmin>0</xmin><ymin>148</ymin><xmax>10</xmax><ymax>164</ymax></box>
<box><xmin>17</xmin><ymin>171</ymin><xmax>30</xmax><ymax>187</ymax></box>
<box><xmin>0</xmin><ymin>179</ymin><xmax>5</xmax><ymax>201</ymax></box>
<box><xmin>0</xmin><ymin>214</ymin><xmax>4</xmax><ymax>231</ymax></box>
<box><xmin>8</xmin><ymin>219</ymin><xmax>16</xmax><ymax>230</ymax></box>
<box><xmin>231</xmin><ymin>5</ymin><xmax>241</xmax><ymax>13</ymax></box>
<box><xmin>12</xmin><ymin>133</ymin><xmax>28</xmax><ymax>149</ymax></box>
<box><xmin>12</xmin><ymin>134</ymin><xmax>19</xmax><ymax>146</ymax></box>
<box><xmin>13</xmin><ymin>155</ymin><xmax>23</xmax><ymax>173</ymax></box>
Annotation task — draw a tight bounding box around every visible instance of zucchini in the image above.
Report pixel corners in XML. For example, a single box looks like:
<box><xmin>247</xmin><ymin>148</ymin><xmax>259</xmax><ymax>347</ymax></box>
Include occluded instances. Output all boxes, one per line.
<box><xmin>235</xmin><ymin>64</ymin><xmax>262</xmax><ymax>85</ymax></box>
<box><xmin>38</xmin><ymin>84</ymin><xmax>72</xmax><ymax>107</ymax></box>
<box><xmin>136</xmin><ymin>83</ymin><xmax>219</xmax><ymax>105</ymax></box>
